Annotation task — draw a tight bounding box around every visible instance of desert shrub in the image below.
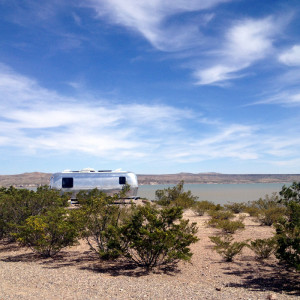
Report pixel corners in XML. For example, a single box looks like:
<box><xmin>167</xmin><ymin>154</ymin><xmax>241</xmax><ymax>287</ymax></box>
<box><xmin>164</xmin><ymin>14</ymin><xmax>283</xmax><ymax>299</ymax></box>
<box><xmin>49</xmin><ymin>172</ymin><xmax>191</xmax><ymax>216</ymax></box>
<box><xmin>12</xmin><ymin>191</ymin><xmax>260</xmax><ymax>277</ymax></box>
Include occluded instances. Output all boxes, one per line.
<box><xmin>76</xmin><ymin>188</ymin><xmax>113</xmax><ymax>206</ymax></box>
<box><xmin>0</xmin><ymin>186</ymin><xmax>69</xmax><ymax>240</ymax></box>
<box><xmin>78</xmin><ymin>190</ymin><xmax>126</xmax><ymax>260</ymax></box>
<box><xmin>224</xmin><ymin>202</ymin><xmax>246</xmax><ymax>214</ymax></box>
<box><xmin>279</xmin><ymin>182</ymin><xmax>300</xmax><ymax>205</ymax></box>
<box><xmin>193</xmin><ymin>200</ymin><xmax>216</xmax><ymax>216</ymax></box>
<box><xmin>251</xmin><ymin>193</ymin><xmax>281</xmax><ymax>210</ymax></box>
<box><xmin>15</xmin><ymin>208</ymin><xmax>79</xmax><ymax>257</ymax></box>
<box><xmin>77</xmin><ymin>184</ymin><xmax>131</xmax><ymax>206</ymax></box>
<box><xmin>155</xmin><ymin>181</ymin><xmax>198</xmax><ymax>209</ymax></box>
<box><xmin>215</xmin><ymin>219</ymin><xmax>245</xmax><ymax>234</ymax></box>
<box><xmin>209</xmin><ymin>235</ymin><xmax>247</xmax><ymax>262</ymax></box>
<box><xmin>248</xmin><ymin>193</ymin><xmax>286</xmax><ymax>226</ymax></box>
<box><xmin>244</xmin><ymin>206</ymin><xmax>260</xmax><ymax>217</ymax></box>
<box><xmin>121</xmin><ymin>203</ymin><xmax>199</xmax><ymax>271</ymax></box>
<box><xmin>248</xmin><ymin>237</ymin><xmax>276</xmax><ymax>260</ymax></box>
<box><xmin>214</xmin><ymin>204</ymin><xmax>223</xmax><ymax>211</ymax></box>
<box><xmin>275</xmin><ymin>186</ymin><xmax>300</xmax><ymax>271</ymax></box>
<box><xmin>0</xmin><ymin>214</ymin><xmax>5</xmax><ymax>240</ymax></box>
<box><xmin>207</xmin><ymin>210</ymin><xmax>234</xmax><ymax>227</ymax></box>
<box><xmin>258</xmin><ymin>207</ymin><xmax>286</xmax><ymax>226</ymax></box>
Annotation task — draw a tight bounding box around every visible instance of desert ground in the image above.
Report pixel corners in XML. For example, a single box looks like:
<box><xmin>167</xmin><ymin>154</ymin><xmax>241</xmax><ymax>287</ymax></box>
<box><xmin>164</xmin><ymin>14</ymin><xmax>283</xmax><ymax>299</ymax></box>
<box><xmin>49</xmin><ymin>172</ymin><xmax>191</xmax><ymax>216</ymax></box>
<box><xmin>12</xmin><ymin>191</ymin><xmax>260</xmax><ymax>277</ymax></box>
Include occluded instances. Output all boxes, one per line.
<box><xmin>0</xmin><ymin>210</ymin><xmax>299</xmax><ymax>300</ymax></box>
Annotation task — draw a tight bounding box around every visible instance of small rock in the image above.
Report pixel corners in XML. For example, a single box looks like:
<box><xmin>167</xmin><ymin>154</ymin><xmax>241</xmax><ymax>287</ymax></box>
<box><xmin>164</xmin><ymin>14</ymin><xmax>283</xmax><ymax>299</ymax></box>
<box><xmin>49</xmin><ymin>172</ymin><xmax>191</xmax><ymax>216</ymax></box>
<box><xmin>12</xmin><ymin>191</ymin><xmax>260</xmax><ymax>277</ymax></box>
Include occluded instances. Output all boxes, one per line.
<box><xmin>266</xmin><ymin>294</ymin><xmax>277</xmax><ymax>300</ymax></box>
<box><xmin>215</xmin><ymin>287</ymin><xmax>221</xmax><ymax>291</ymax></box>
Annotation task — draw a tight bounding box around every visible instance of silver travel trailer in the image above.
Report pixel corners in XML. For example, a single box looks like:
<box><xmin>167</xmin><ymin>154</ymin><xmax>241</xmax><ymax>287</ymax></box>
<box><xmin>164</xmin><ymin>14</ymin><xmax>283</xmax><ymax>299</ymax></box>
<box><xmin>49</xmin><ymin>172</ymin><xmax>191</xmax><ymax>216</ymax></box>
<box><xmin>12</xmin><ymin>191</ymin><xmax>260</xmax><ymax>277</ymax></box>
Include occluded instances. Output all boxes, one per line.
<box><xmin>50</xmin><ymin>168</ymin><xmax>138</xmax><ymax>200</ymax></box>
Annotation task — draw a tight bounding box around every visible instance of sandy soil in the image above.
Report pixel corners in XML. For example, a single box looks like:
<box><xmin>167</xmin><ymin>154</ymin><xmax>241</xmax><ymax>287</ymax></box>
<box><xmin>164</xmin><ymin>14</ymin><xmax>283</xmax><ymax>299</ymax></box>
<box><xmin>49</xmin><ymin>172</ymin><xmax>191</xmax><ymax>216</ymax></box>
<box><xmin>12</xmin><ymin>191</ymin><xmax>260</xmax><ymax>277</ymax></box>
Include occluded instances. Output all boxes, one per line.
<box><xmin>0</xmin><ymin>210</ymin><xmax>299</xmax><ymax>300</ymax></box>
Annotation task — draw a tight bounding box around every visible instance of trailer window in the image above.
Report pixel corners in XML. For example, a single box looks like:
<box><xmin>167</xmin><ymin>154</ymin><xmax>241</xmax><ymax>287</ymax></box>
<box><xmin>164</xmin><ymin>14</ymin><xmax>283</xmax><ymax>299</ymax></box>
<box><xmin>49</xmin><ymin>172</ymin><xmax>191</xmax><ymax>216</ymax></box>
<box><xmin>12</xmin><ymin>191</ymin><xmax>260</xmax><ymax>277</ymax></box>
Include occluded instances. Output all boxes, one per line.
<box><xmin>62</xmin><ymin>177</ymin><xmax>73</xmax><ymax>188</ymax></box>
<box><xmin>119</xmin><ymin>176</ymin><xmax>126</xmax><ymax>185</ymax></box>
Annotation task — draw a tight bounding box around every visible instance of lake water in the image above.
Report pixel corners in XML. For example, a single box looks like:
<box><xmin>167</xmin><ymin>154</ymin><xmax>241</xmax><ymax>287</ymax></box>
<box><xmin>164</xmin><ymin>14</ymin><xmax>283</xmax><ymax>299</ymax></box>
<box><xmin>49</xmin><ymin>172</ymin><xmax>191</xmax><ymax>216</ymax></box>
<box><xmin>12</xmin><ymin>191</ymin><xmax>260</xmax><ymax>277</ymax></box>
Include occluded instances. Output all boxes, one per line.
<box><xmin>137</xmin><ymin>183</ymin><xmax>291</xmax><ymax>205</ymax></box>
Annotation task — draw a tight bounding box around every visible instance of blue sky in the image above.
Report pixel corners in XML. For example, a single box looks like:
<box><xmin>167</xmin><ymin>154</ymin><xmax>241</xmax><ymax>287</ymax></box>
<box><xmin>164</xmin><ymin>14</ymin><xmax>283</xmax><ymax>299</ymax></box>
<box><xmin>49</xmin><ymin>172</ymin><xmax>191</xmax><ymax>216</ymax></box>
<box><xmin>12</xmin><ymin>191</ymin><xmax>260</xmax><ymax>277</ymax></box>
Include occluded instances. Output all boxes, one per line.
<box><xmin>0</xmin><ymin>0</ymin><xmax>300</xmax><ymax>175</ymax></box>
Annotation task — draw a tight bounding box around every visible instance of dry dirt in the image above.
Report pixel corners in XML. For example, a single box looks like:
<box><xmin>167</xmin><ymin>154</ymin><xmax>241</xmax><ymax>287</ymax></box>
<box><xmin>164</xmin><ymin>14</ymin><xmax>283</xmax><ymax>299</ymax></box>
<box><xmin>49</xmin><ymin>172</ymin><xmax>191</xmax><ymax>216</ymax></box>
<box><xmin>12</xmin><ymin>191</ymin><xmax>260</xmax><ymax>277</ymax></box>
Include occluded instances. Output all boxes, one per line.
<box><xmin>0</xmin><ymin>210</ymin><xmax>299</xmax><ymax>300</ymax></box>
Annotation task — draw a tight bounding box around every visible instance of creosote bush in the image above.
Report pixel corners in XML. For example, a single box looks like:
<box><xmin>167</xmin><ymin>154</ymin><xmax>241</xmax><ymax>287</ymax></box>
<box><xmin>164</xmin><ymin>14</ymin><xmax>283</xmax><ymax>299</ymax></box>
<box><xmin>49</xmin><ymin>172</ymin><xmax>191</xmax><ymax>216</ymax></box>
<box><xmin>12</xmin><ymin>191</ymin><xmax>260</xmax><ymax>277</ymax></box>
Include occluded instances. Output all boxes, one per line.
<box><xmin>207</xmin><ymin>210</ymin><xmax>234</xmax><ymax>227</ymax></box>
<box><xmin>15</xmin><ymin>208</ymin><xmax>80</xmax><ymax>257</ymax></box>
<box><xmin>275</xmin><ymin>182</ymin><xmax>300</xmax><ymax>271</ymax></box>
<box><xmin>155</xmin><ymin>181</ymin><xmax>198</xmax><ymax>209</ymax></box>
<box><xmin>279</xmin><ymin>182</ymin><xmax>300</xmax><ymax>205</ymax></box>
<box><xmin>224</xmin><ymin>202</ymin><xmax>246</xmax><ymax>214</ymax></box>
<box><xmin>214</xmin><ymin>219</ymin><xmax>245</xmax><ymax>234</ymax></box>
<box><xmin>209</xmin><ymin>235</ymin><xmax>248</xmax><ymax>262</ymax></box>
<box><xmin>193</xmin><ymin>200</ymin><xmax>216</xmax><ymax>216</ymax></box>
<box><xmin>121</xmin><ymin>203</ymin><xmax>199</xmax><ymax>271</ymax></box>
<box><xmin>247</xmin><ymin>193</ymin><xmax>286</xmax><ymax>226</ymax></box>
<box><xmin>77</xmin><ymin>189</ymin><xmax>126</xmax><ymax>260</ymax></box>
<box><xmin>248</xmin><ymin>237</ymin><xmax>276</xmax><ymax>260</ymax></box>
<box><xmin>244</xmin><ymin>206</ymin><xmax>260</xmax><ymax>217</ymax></box>
<box><xmin>0</xmin><ymin>186</ymin><xmax>69</xmax><ymax>240</ymax></box>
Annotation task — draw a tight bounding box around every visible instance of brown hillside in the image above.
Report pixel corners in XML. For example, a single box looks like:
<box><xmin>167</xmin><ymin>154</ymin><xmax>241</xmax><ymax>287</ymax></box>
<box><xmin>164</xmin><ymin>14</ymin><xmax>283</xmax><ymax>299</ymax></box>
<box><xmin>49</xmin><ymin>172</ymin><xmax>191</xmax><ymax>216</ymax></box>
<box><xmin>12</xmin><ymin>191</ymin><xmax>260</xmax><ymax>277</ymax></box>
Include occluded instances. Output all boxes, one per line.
<box><xmin>1</xmin><ymin>172</ymin><xmax>300</xmax><ymax>187</ymax></box>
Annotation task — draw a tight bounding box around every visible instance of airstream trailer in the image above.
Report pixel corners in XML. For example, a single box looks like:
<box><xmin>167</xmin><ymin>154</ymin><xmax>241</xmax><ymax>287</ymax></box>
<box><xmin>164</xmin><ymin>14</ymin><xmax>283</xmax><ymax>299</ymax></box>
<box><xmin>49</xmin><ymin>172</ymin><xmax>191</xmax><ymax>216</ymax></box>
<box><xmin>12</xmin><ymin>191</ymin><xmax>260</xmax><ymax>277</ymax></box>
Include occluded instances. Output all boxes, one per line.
<box><xmin>50</xmin><ymin>168</ymin><xmax>138</xmax><ymax>200</ymax></box>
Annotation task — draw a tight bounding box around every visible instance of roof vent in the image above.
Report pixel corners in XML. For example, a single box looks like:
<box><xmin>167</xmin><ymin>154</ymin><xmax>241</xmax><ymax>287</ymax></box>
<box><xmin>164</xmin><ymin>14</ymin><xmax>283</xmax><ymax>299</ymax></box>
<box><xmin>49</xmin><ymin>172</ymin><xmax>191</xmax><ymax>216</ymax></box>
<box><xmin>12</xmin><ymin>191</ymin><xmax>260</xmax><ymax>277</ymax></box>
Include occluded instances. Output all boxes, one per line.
<box><xmin>80</xmin><ymin>168</ymin><xmax>96</xmax><ymax>173</ymax></box>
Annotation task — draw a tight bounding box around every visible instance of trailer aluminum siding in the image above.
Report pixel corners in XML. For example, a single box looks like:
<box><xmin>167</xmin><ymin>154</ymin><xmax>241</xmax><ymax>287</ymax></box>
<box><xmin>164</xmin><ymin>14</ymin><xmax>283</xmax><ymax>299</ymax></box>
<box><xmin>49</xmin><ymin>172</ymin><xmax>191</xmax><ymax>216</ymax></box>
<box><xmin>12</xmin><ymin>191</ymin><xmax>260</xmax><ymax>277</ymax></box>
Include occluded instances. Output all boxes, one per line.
<box><xmin>50</xmin><ymin>170</ymin><xmax>138</xmax><ymax>199</ymax></box>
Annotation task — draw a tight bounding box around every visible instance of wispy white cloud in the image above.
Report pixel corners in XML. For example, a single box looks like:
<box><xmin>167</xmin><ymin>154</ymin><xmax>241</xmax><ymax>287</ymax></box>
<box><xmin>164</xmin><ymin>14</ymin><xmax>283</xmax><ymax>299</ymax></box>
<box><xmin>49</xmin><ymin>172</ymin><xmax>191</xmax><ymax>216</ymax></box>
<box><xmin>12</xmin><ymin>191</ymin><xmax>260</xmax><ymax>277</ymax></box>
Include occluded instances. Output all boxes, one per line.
<box><xmin>278</xmin><ymin>45</ymin><xmax>300</xmax><ymax>66</ymax></box>
<box><xmin>254</xmin><ymin>91</ymin><xmax>300</xmax><ymax>106</ymax></box>
<box><xmin>166</xmin><ymin>124</ymin><xmax>259</xmax><ymax>162</ymax></box>
<box><xmin>194</xmin><ymin>17</ymin><xmax>278</xmax><ymax>85</ymax></box>
<box><xmin>0</xmin><ymin>64</ymin><xmax>194</xmax><ymax>160</ymax></box>
<box><xmin>1</xmin><ymin>64</ymin><xmax>300</xmax><ymax>168</ymax></box>
<box><xmin>273</xmin><ymin>157</ymin><xmax>300</xmax><ymax>167</ymax></box>
<box><xmin>85</xmin><ymin>0</ymin><xmax>230</xmax><ymax>51</ymax></box>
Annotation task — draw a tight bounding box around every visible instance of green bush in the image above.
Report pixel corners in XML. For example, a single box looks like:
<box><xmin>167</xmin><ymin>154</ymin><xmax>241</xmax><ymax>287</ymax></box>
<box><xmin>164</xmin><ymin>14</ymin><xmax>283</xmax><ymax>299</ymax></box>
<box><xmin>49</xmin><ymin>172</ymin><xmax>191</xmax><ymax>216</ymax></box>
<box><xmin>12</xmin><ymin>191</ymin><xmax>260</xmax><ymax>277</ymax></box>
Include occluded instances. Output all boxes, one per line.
<box><xmin>214</xmin><ymin>204</ymin><xmax>223</xmax><ymax>211</ymax></box>
<box><xmin>209</xmin><ymin>235</ymin><xmax>247</xmax><ymax>262</ymax></box>
<box><xmin>224</xmin><ymin>202</ymin><xmax>246</xmax><ymax>214</ymax></box>
<box><xmin>155</xmin><ymin>181</ymin><xmax>198</xmax><ymax>209</ymax></box>
<box><xmin>275</xmin><ymin>201</ymin><xmax>300</xmax><ymax>271</ymax></box>
<box><xmin>252</xmin><ymin>193</ymin><xmax>281</xmax><ymax>209</ymax></box>
<box><xmin>0</xmin><ymin>186</ymin><xmax>69</xmax><ymax>240</ymax></box>
<box><xmin>78</xmin><ymin>190</ymin><xmax>125</xmax><ymax>260</ymax></box>
<box><xmin>121</xmin><ymin>203</ymin><xmax>199</xmax><ymax>271</ymax></box>
<box><xmin>214</xmin><ymin>219</ymin><xmax>245</xmax><ymax>234</ymax></box>
<box><xmin>76</xmin><ymin>188</ymin><xmax>113</xmax><ymax>206</ymax></box>
<box><xmin>247</xmin><ymin>193</ymin><xmax>286</xmax><ymax>226</ymax></box>
<box><xmin>248</xmin><ymin>237</ymin><xmax>276</xmax><ymax>260</ymax></box>
<box><xmin>76</xmin><ymin>185</ymin><xmax>131</xmax><ymax>206</ymax></box>
<box><xmin>279</xmin><ymin>182</ymin><xmax>300</xmax><ymax>205</ymax></box>
<box><xmin>258</xmin><ymin>207</ymin><xmax>286</xmax><ymax>226</ymax></box>
<box><xmin>193</xmin><ymin>200</ymin><xmax>216</xmax><ymax>216</ymax></box>
<box><xmin>15</xmin><ymin>208</ymin><xmax>79</xmax><ymax>257</ymax></box>
<box><xmin>207</xmin><ymin>210</ymin><xmax>234</xmax><ymax>227</ymax></box>
<box><xmin>244</xmin><ymin>206</ymin><xmax>260</xmax><ymax>217</ymax></box>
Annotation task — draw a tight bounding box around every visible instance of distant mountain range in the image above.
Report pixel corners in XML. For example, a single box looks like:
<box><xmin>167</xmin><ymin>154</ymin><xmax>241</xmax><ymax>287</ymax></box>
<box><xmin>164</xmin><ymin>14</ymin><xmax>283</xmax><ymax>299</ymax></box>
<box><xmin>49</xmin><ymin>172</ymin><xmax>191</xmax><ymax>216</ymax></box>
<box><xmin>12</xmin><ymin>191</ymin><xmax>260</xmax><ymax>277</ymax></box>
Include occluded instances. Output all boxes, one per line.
<box><xmin>1</xmin><ymin>172</ymin><xmax>300</xmax><ymax>187</ymax></box>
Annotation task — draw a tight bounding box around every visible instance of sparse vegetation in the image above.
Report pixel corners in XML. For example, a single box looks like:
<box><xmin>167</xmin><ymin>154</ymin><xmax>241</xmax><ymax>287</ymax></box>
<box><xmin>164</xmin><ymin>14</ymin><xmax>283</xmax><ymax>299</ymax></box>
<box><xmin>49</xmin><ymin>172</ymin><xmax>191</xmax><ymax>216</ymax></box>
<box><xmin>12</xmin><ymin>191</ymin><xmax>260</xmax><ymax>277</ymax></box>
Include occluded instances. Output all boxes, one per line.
<box><xmin>121</xmin><ymin>203</ymin><xmax>199</xmax><ymax>271</ymax></box>
<box><xmin>1</xmin><ymin>180</ymin><xmax>299</xmax><ymax>276</ymax></box>
<box><xmin>244</xmin><ymin>205</ymin><xmax>260</xmax><ymax>217</ymax></box>
<box><xmin>77</xmin><ymin>189</ymin><xmax>126</xmax><ymax>260</ymax></box>
<box><xmin>248</xmin><ymin>237</ymin><xmax>276</xmax><ymax>260</ymax></box>
<box><xmin>214</xmin><ymin>219</ymin><xmax>245</xmax><ymax>234</ymax></box>
<box><xmin>15</xmin><ymin>208</ymin><xmax>80</xmax><ymax>257</ymax></box>
<box><xmin>275</xmin><ymin>182</ymin><xmax>300</xmax><ymax>271</ymax></box>
<box><xmin>155</xmin><ymin>181</ymin><xmax>198</xmax><ymax>209</ymax></box>
<box><xmin>193</xmin><ymin>200</ymin><xmax>216</xmax><ymax>216</ymax></box>
<box><xmin>247</xmin><ymin>193</ymin><xmax>286</xmax><ymax>226</ymax></box>
<box><xmin>207</xmin><ymin>210</ymin><xmax>234</xmax><ymax>227</ymax></box>
<box><xmin>224</xmin><ymin>202</ymin><xmax>246</xmax><ymax>214</ymax></box>
<box><xmin>209</xmin><ymin>235</ymin><xmax>248</xmax><ymax>262</ymax></box>
<box><xmin>0</xmin><ymin>186</ymin><xmax>69</xmax><ymax>240</ymax></box>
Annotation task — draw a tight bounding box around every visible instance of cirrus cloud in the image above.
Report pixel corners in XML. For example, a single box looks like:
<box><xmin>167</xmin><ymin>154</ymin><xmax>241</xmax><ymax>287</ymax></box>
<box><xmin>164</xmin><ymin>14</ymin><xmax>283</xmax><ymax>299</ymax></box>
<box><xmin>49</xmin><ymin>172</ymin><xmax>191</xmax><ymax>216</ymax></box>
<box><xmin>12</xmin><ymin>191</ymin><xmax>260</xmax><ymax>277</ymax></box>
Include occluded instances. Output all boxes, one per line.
<box><xmin>278</xmin><ymin>45</ymin><xmax>300</xmax><ymax>66</ymax></box>
<box><xmin>194</xmin><ymin>17</ymin><xmax>278</xmax><ymax>85</ymax></box>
